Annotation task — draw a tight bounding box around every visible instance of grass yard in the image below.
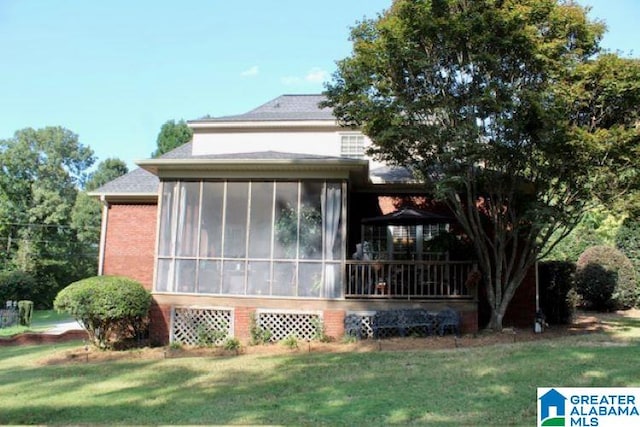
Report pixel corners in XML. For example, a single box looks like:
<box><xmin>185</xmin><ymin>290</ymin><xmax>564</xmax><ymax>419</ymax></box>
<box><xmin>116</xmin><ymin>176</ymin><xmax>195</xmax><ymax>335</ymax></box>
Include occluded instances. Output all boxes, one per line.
<box><xmin>0</xmin><ymin>313</ymin><xmax>639</xmax><ymax>425</ymax></box>
<box><xmin>0</xmin><ymin>310</ymin><xmax>74</xmax><ymax>337</ymax></box>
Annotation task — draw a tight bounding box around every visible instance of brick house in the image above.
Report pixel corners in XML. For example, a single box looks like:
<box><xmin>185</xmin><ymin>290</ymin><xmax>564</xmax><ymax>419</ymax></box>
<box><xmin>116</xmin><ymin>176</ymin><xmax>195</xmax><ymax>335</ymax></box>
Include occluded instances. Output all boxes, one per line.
<box><xmin>92</xmin><ymin>94</ymin><xmax>536</xmax><ymax>345</ymax></box>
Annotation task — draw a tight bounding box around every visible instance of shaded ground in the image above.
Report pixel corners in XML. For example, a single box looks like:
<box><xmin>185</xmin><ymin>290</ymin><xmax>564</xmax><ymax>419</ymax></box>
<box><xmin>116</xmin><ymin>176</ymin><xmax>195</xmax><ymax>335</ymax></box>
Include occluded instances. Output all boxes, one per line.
<box><xmin>37</xmin><ymin>309</ymin><xmax>639</xmax><ymax>366</ymax></box>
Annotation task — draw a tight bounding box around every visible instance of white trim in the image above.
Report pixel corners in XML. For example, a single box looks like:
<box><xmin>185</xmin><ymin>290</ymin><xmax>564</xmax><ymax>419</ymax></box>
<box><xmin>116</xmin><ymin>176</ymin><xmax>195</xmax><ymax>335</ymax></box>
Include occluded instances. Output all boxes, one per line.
<box><xmin>97</xmin><ymin>196</ymin><xmax>109</xmax><ymax>276</ymax></box>
<box><xmin>188</xmin><ymin>120</ymin><xmax>338</xmax><ymax>130</ymax></box>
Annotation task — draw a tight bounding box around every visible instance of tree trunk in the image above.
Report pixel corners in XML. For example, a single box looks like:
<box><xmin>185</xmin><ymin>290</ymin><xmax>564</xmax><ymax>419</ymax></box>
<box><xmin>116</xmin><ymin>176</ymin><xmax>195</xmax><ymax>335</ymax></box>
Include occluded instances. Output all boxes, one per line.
<box><xmin>487</xmin><ymin>306</ymin><xmax>505</xmax><ymax>331</ymax></box>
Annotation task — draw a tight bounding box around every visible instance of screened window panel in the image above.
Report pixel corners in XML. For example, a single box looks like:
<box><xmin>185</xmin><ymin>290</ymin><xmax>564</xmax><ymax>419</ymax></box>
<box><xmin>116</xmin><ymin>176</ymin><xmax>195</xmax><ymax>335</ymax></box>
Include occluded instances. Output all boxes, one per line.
<box><xmin>248</xmin><ymin>182</ymin><xmax>274</xmax><ymax>259</ymax></box>
<box><xmin>223</xmin><ymin>182</ymin><xmax>249</xmax><ymax>258</ymax></box>
<box><xmin>247</xmin><ymin>261</ymin><xmax>271</xmax><ymax>296</ymax></box>
<box><xmin>198</xmin><ymin>260</ymin><xmax>221</xmax><ymax>294</ymax></box>
<box><xmin>156</xmin><ymin>258</ymin><xmax>173</xmax><ymax>292</ymax></box>
<box><xmin>274</xmin><ymin>182</ymin><xmax>299</xmax><ymax>259</ymax></box>
<box><xmin>299</xmin><ymin>182</ymin><xmax>323</xmax><ymax>259</ymax></box>
<box><xmin>158</xmin><ymin>182</ymin><xmax>177</xmax><ymax>256</ymax></box>
<box><xmin>324</xmin><ymin>262</ymin><xmax>342</xmax><ymax>298</ymax></box>
<box><xmin>155</xmin><ymin>179</ymin><xmax>346</xmax><ymax>299</ymax></box>
<box><xmin>325</xmin><ymin>182</ymin><xmax>343</xmax><ymax>261</ymax></box>
<box><xmin>298</xmin><ymin>262</ymin><xmax>322</xmax><ymax>297</ymax></box>
<box><xmin>272</xmin><ymin>262</ymin><xmax>296</xmax><ymax>296</ymax></box>
<box><xmin>200</xmin><ymin>182</ymin><xmax>224</xmax><ymax>258</ymax></box>
<box><xmin>175</xmin><ymin>259</ymin><xmax>196</xmax><ymax>293</ymax></box>
<box><xmin>222</xmin><ymin>261</ymin><xmax>245</xmax><ymax>294</ymax></box>
<box><xmin>175</xmin><ymin>182</ymin><xmax>200</xmax><ymax>257</ymax></box>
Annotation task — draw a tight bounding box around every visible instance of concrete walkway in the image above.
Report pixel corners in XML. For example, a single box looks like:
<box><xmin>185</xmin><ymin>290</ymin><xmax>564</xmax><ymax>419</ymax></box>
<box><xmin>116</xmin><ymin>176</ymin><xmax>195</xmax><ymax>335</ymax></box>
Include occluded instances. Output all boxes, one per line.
<box><xmin>43</xmin><ymin>320</ymin><xmax>83</xmax><ymax>335</ymax></box>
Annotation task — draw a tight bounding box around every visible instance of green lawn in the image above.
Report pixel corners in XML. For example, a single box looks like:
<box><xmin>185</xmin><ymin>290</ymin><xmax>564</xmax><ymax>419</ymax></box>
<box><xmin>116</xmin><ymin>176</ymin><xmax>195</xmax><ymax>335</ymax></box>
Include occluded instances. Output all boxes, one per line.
<box><xmin>0</xmin><ymin>310</ymin><xmax>74</xmax><ymax>337</ymax></box>
<box><xmin>0</xmin><ymin>316</ymin><xmax>639</xmax><ymax>425</ymax></box>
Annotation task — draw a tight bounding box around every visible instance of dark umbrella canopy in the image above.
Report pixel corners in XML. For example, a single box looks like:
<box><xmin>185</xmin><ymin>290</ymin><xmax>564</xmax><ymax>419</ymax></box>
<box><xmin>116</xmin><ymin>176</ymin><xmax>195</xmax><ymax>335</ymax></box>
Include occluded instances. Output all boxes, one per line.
<box><xmin>361</xmin><ymin>208</ymin><xmax>453</xmax><ymax>225</ymax></box>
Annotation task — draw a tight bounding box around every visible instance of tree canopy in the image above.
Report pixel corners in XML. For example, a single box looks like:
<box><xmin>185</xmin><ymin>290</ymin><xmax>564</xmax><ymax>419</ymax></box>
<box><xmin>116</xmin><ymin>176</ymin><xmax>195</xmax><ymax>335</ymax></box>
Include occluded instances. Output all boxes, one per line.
<box><xmin>0</xmin><ymin>128</ymin><xmax>128</xmax><ymax>306</ymax></box>
<box><xmin>324</xmin><ymin>0</ymin><xmax>640</xmax><ymax>329</ymax></box>
<box><xmin>151</xmin><ymin>119</ymin><xmax>193</xmax><ymax>158</ymax></box>
<box><xmin>0</xmin><ymin>127</ymin><xmax>96</xmax><ymax>303</ymax></box>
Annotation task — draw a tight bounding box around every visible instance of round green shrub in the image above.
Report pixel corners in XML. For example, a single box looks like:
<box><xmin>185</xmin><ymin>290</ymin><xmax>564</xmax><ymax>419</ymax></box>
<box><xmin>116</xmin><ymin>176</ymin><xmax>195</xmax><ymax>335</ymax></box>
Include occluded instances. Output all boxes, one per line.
<box><xmin>54</xmin><ymin>276</ymin><xmax>151</xmax><ymax>349</ymax></box>
<box><xmin>575</xmin><ymin>245</ymin><xmax>638</xmax><ymax>311</ymax></box>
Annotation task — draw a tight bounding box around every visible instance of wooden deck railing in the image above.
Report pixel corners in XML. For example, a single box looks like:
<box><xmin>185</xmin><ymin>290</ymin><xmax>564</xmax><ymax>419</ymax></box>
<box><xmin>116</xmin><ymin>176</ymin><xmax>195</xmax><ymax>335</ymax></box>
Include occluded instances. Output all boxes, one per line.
<box><xmin>345</xmin><ymin>260</ymin><xmax>477</xmax><ymax>299</ymax></box>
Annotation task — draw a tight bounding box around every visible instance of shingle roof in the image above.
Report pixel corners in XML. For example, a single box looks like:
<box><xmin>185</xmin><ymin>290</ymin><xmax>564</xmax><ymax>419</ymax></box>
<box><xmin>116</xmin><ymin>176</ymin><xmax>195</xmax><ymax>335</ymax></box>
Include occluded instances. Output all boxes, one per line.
<box><xmin>92</xmin><ymin>166</ymin><xmax>160</xmax><ymax>195</ymax></box>
<box><xmin>91</xmin><ymin>142</ymin><xmax>363</xmax><ymax>196</ymax></box>
<box><xmin>192</xmin><ymin>94</ymin><xmax>334</xmax><ymax>122</ymax></box>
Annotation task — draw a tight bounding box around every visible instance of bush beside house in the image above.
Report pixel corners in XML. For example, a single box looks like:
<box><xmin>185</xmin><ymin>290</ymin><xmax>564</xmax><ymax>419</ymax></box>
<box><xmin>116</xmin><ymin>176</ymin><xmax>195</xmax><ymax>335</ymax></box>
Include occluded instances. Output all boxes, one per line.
<box><xmin>54</xmin><ymin>276</ymin><xmax>151</xmax><ymax>349</ymax></box>
<box><xmin>575</xmin><ymin>246</ymin><xmax>638</xmax><ymax>311</ymax></box>
<box><xmin>538</xmin><ymin>261</ymin><xmax>578</xmax><ymax>324</ymax></box>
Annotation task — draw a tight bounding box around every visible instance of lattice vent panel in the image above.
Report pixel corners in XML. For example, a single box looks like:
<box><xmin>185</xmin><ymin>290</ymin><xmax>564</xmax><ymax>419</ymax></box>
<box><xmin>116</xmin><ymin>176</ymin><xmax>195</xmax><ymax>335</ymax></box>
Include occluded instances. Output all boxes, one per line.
<box><xmin>258</xmin><ymin>311</ymin><xmax>320</xmax><ymax>342</ymax></box>
<box><xmin>172</xmin><ymin>307</ymin><xmax>233</xmax><ymax>346</ymax></box>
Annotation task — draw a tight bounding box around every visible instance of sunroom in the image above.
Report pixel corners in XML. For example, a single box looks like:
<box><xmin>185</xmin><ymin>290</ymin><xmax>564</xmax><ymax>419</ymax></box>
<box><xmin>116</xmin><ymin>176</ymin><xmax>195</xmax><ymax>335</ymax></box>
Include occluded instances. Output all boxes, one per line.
<box><xmin>138</xmin><ymin>153</ymin><xmax>369</xmax><ymax>301</ymax></box>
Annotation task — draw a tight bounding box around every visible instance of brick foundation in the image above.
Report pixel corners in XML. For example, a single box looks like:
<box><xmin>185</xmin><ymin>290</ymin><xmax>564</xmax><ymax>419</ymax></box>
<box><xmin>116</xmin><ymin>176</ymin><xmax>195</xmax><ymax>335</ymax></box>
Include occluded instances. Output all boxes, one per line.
<box><xmin>148</xmin><ymin>300</ymin><xmax>171</xmax><ymax>345</ymax></box>
<box><xmin>323</xmin><ymin>310</ymin><xmax>346</xmax><ymax>339</ymax></box>
<box><xmin>234</xmin><ymin>306</ymin><xmax>256</xmax><ymax>343</ymax></box>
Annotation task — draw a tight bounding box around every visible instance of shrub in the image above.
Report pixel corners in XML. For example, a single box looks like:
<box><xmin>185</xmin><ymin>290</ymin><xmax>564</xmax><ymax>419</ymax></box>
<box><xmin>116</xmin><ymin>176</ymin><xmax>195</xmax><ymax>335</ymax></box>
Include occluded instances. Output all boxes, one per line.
<box><xmin>18</xmin><ymin>300</ymin><xmax>34</xmax><ymax>326</ymax></box>
<box><xmin>0</xmin><ymin>270</ymin><xmax>37</xmax><ymax>304</ymax></box>
<box><xmin>249</xmin><ymin>313</ymin><xmax>272</xmax><ymax>345</ymax></box>
<box><xmin>223</xmin><ymin>337</ymin><xmax>242</xmax><ymax>354</ymax></box>
<box><xmin>538</xmin><ymin>261</ymin><xmax>578</xmax><ymax>324</ymax></box>
<box><xmin>54</xmin><ymin>276</ymin><xmax>151</xmax><ymax>349</ymax></box>
<box><xmin>281</xmin><ymin>335</ymin><xmax>299</xmax><ymax>349</ymax></box>
<box><xmin>575</xmin><ymin>246</ymin><xmax>638</xmax><ymax>311</ymax></box>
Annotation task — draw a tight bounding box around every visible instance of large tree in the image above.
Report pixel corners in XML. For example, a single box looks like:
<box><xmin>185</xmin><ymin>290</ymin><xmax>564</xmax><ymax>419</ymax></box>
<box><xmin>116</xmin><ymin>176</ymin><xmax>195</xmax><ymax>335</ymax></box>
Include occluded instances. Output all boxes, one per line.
<box><xmin>0</xmin><ymin>127</ymin><xmax>95</xmax><ymax>302</ymax></box>
<box><xmin>324</xmin><ymin>0</ymin><xmax>640</xmax><ymax>329</ymax></box>
<box><xmin>151</xmin><ymin>119</ymin><xmax>193</xmax><ymax>158</ymax></box>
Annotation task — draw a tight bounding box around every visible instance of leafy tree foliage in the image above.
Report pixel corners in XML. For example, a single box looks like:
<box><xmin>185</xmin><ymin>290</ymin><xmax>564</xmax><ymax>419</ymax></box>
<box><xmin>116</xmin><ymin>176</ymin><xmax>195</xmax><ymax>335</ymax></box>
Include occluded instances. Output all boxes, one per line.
<box><xmin>324</xmin><ymin>0</ymin><xmax>640</xmax><ymax>329</ymax></box>
<box><xmin>71</xmin><ymin>158</ymin><xmax>128</xmax><ymax>245</ymax></box>
<box><xmin>151</xmin><ymin>119</ymin><xmax>192</xmax><ymax>158</ymax></box>
<box><xmin>0</xmin><ymin>127</ymin><xmax>95</xmax><ymax>306</ymax></box>
<box><xmin>54</xmin><ymin>276</ymin><xmax>151</xmax><ymax>349</ymax></box>
<box><xmin>616</xmin><ymin>214</ymin><xmax>640</xmax><ymax>285</ymax></box>
<box><xmin>544</xmin><ymin>206</ymin><xmax>624</xmax><ymax>262</ymax></box>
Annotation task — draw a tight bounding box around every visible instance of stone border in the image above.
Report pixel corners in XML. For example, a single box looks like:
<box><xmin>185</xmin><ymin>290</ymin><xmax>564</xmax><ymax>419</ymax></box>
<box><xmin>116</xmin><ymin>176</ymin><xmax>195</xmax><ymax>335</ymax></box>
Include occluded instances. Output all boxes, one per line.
<box><xmin>0</xmin><ymin>330</ymin><xmax>87</xmax><ymax>347</ymax></box>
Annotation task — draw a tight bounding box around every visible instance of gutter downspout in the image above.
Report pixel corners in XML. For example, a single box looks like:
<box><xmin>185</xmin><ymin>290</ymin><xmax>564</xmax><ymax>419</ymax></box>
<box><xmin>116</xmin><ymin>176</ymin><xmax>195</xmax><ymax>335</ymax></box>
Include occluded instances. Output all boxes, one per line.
<box><xmin>98</xmin><ymin>195</ymin><xmax>109</xmax><ymax>276</ymax></box>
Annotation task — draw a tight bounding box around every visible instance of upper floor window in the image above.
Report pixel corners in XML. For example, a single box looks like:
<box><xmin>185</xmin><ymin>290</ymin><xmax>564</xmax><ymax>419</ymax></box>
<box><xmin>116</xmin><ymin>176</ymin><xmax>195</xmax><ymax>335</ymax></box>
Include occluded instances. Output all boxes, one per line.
<box><xmin>340</xmin><ymin>134</ymin><xmax>365</xmax><ymax>159</ymax></box>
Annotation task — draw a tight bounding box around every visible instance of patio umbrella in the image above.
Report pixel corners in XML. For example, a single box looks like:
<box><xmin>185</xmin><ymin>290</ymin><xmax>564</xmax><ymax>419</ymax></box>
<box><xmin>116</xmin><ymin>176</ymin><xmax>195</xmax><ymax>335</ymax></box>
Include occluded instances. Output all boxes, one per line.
<box><xmin>361</xmin><ymin>207</ymin><xmax>453</xmax><ymax>225</ymax></box>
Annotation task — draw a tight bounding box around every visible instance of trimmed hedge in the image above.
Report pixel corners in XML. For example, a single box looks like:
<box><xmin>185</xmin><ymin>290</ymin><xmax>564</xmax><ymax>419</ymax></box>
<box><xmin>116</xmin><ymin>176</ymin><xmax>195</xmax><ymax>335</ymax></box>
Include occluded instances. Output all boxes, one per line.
<box><xmin>538</xmin><ymin>261</ymin><xmax>578</xmax><ymax>324</ymax></box>
<box><xmin>54</xmin><ymin>276</ymin><xmax>151</xmax><ymax>349</ymax></box>
<box><xmin>575</xmin><ymin>245</ymin><xmax>638</xmax><ymax>311</ymax></box>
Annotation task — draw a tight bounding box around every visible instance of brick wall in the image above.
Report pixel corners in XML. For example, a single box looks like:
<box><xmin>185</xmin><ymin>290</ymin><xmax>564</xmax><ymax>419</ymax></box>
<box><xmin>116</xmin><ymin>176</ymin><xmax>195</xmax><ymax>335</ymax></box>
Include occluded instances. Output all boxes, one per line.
<box><xmin>234</xmin><ymin>306</ymin><xmax>256</xmax><ymax>343</ymax></box>
<box><xmin>149</xmin><ymin>301</ymin><xmax>171</xmax><ymax>345</ymax></box>
<box><xmin>103</xmin><ymin>204</ymin><xmax>157</xmax><ymax>290</ymax></box>
<box><xmin>503</xmin><ymin>268</ymin><xmax>537</xmax><ymax>328</ymax></box>
<box><xmin>460</xmin><ymin>310</ymin><xmax>478</xmax><ymax>334</ymax></box>
<box><xmin>323</xmin><ymin>310</ymin><xmax>346</xmax><ymax>339</ymax></box>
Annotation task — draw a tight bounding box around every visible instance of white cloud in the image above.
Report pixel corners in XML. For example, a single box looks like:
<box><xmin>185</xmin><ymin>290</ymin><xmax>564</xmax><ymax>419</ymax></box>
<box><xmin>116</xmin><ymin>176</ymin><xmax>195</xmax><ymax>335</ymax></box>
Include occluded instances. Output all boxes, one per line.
<box><xmin>305</xmin><ymin>67</ymin><xmax>328</xmax><ymax>83</ymax></box>
<box><xmin>281</xmin><ymin>67</ymin><xmax>328</xmax><ymax>86</ymax></box>
<box><xmin>241</xmin><ymin>65</ymin><xmax>259</xmax><ymax>77</ymax></box>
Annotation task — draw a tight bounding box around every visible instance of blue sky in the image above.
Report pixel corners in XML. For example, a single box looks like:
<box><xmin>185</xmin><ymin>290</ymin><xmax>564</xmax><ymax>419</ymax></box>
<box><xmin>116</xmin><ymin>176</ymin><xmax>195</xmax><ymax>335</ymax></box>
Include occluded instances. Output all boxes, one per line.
<box><xmin>0</xmin><ymin>0</ymin><xmax>637</xmax><ymax>170</ymax></box>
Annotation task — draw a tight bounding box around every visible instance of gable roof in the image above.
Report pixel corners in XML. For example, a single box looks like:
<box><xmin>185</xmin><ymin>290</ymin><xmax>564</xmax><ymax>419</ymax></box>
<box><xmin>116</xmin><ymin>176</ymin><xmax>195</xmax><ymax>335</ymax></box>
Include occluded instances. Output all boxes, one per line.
<box><xmin>190</xmin><ymin>94</ymin><xmax>334</xmax><ymax>123</ymax></box>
